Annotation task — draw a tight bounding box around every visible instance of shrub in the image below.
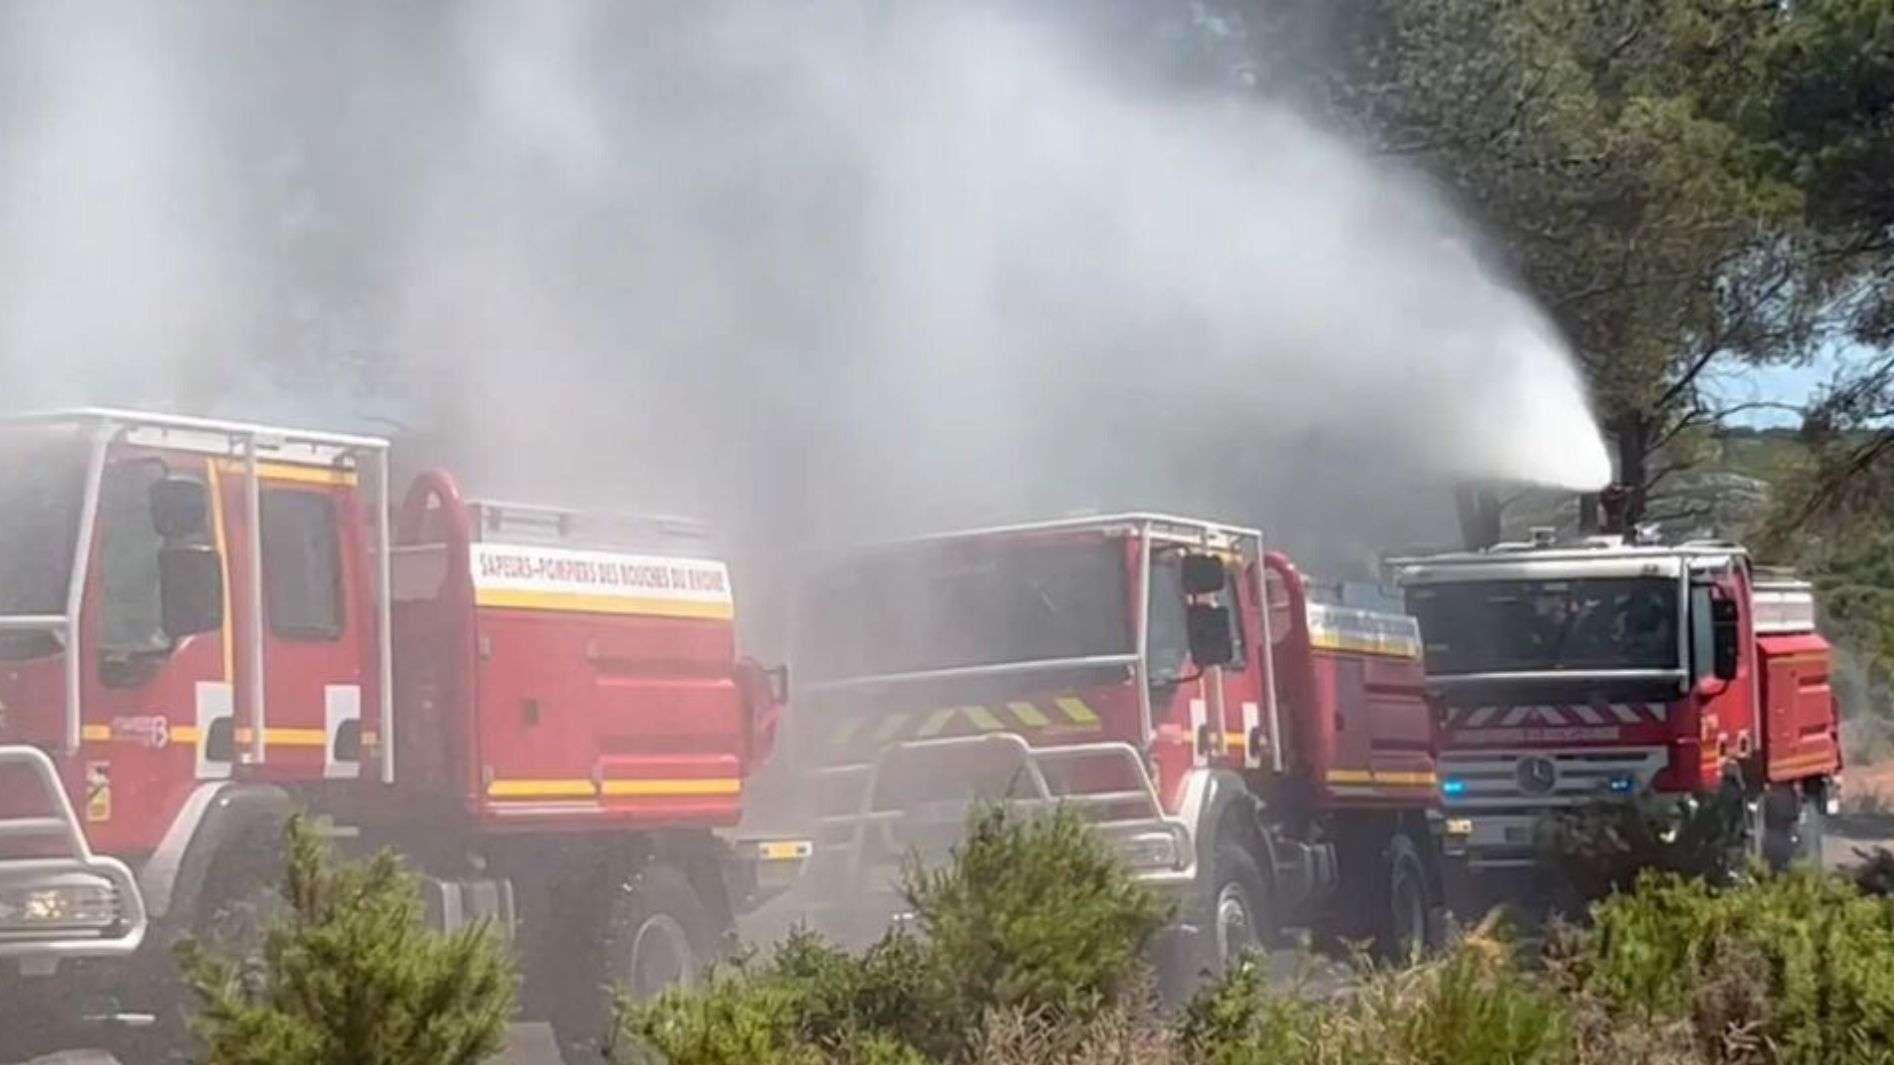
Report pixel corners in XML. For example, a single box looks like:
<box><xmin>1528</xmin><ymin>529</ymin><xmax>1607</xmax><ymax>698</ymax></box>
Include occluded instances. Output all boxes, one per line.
<box><xmin>1176</xmin><ymin>923</ymin><xmax>1572</xmax><ymax>1065</ymax></box>
<box><xmin>616</xmin><ymin>803</ymin><xmax>1167</xmax><ymax>1064</ymax></box>
<box><xmin>1569</xmin><ymin>870</ymin><xmax>1894</xmax><ymax>1064</ymax></box>
<box><xmin>902</xmin><ymin>803</ymin><xmax>1171</xmax><ymax>1026</ymax></box>
<box><xmin>175</xmin><ymin>814</ymin><xmax>517</xmax><ymax>1065</ymax></box>
<box><xmin>1539</xmin><ymin>793</ymin><xmax>1749</xmax><ymax>903</ymax></box>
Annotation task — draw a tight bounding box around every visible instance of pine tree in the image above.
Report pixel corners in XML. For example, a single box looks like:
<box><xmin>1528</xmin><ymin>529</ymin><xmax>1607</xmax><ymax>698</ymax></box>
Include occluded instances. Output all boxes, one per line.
<box><xmin>176</xmin><ymin>815</ymin><xmax>517</xmax><ymax>1065</ymax></box>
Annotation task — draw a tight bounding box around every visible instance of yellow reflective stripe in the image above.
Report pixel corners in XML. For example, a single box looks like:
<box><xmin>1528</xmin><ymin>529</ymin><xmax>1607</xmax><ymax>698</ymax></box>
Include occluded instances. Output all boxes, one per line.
<box><xmin>81</xmin><ymin>724</ymin><xmax>110</xmax><ymax>742</ymax></box>
<box><xmin>235</xmin><ymin>727</ymin><xmax>328</xmax><ymax>747</ymax></box>
<box><xmin>172</xmin><ymin>725</ymin><xmax>202</xmax><ymax>743</ymax></box>
<box><xmin>916</xmin><ymin>707</ymin><xmax>960</xmax><ymax>738</ymax></box>
<box><xmin>1222</xmin><ymin>731</ymin><xmax>1247</xmax><ymax>751</ymax></box>
<box><xmin>964</xmin><ymin>706</ymin><xmax>1005</xmax><ymax>731</ymax></box>
<box><xmin>871</xmin><ymin>713</ymin><xmax>911</xmax><ymax>744</ymax></box>
<box><xmin>214</xmin><ymin>459</ymin><xmax>358</xmax><ymax>486</ymax></box>
<box><xmin>487</xmin><ymin>779</ymin><xmax>597</xmax><ymax>799</ymax></box>
<box><xmin>1054</xmin><ymin>697</ymin><xmax>1100</xmax><ymax>726</ymax></box>
<box><xmin>1326</xmin><ymin>769</ymin><xmax>1436</xmax><ymax>786</ymax></box>
<box><xmin>474</xmin><ymin>589</ymin><xmax>735</xmax><ymax>621</ymax></box>
<box><xmin>600</xmin><ymin>778</ymin><xmax>740</xmax><ymax>797</ymax></box>
<box><xmin>1008</xmin><ymin>701</ymin><xmax>1050</xmax><ymax>727</ymax></box>
<box><xmin>205</xmin><ymin>459</ymin><xmax>234</xmax><ymax>682</ymax></box>
<box><xmin>830</xmin><ymin>718</ymin><xmax>863</xmax><ymax>747</ymax></box>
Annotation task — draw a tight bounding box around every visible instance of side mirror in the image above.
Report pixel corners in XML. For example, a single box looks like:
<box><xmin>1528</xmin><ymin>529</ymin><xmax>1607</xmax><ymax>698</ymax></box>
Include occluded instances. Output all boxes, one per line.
<box><xmin>150</xmin><ymin>476</ymin><xmax>210</xmax><ymax>539</ymax></box>
<box><xmin>766</xmin><ymin>663</ymin><xmax>790</xmax><ymax>705</ymax></box>
<box><xmin>159</xmin><ymin>544</ymin><xmax>224</xmax><ymax>639</ymax></box>
<box><xmin>1711</xmin><ymin>598</ymin><xmax>1739</xmax><ymax>681</ymax></box>
<box><xmin>1180</xmin><ymin>554</ymin><xmax>1226</xmax><ymax>597</ymax></box>
<box><xmin>1186</xmin><ymin>603</ymin><xmax>1235</xmax><ymax>668</ymax></box>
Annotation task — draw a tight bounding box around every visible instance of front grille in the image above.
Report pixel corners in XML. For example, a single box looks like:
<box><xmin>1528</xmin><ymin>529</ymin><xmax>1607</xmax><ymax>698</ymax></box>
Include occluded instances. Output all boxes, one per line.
<box><xmin>1440</xmin><ymin>747</ymin><xmax>1668</xmax><ymax>807</ymax></box>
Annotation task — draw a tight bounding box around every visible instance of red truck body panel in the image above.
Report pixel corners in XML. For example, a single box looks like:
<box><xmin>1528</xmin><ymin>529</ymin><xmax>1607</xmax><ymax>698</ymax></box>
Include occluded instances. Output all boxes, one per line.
<box><xmin>392</xmin><ymin>471</ymin><xmax>752</xmax><ymax>832</ymax></box>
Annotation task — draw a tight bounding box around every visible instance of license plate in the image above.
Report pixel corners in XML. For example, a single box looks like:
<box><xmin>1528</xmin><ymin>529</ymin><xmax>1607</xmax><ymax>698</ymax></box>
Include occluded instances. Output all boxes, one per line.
<box><xmin>757</xmin><ymin>840</ymin><xmax>813</xmax><ymax>861</ymax></box>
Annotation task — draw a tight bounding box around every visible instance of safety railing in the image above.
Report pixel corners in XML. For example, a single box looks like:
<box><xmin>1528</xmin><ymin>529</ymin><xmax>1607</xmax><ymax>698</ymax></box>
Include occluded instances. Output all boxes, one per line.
<box><xmin>0</xmin><ymin>745</ymin><xmax>147</xmax><ymax>960</ymax></box>
<box><xmin>815</xmin><ymin>732</ymin><xmax>1195</xmax><ymax>900</ymax></box>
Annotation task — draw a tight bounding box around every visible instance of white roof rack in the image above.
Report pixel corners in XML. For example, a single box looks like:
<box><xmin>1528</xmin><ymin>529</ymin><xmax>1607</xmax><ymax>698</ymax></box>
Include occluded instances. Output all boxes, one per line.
<box><xmin>1753</xmin><ymin>579</ymin><xmax>1817</xmax><ymax>635</ymax></box>
<box><xmin>465</xmin><ymin>498</ymin><xmax>719</xmax><ymax>554</ymax></box>
<box><xmin>3</xmin><ymin>407</ymin><xmax>387</xmax><ymax>468</ymax></box>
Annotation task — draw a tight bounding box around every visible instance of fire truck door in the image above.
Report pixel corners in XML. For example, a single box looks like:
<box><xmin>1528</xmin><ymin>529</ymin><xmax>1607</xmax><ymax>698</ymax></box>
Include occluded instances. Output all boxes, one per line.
<box><xmin>79</xmin><ymin>456</ymin><xmax>232</xmax><ymax>849</ymax></box>
<box><xmin>223</xmin><ymin>471</ymin><xmax>366</xmax><ymax>780</ymax></box>
<box><xmin>1221</xmin><ymin>564</ymin><xmax>1266</xmax><ymax>769</ymax></box>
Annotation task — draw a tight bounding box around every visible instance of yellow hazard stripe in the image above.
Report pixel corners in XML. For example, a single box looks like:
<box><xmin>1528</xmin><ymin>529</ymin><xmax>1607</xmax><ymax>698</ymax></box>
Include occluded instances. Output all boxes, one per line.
<box><xmin>1008</xmin><ymin>701</ymin><xmax>1050</xmax><ymax>727</ymax></box>
<box><xmin>215</xmin><ymin>459</ymin><xmax>358</xmax><ymax>486</ymax></box>
<box><xmin>487</xmin><ymin>779</ymin><xmax>598</xmax><ymax>800</ymax></box>
<box><xmin>474</xmin><ymin>589</ymin><xmax>735</xmax><ymax>620</ymax></box>
<box><xmin>1054</xmin><ymin>697</ymin><xmax>1100</xmax><ymax>726</ymax></box>
<box><xmin>872</xmin><ymin>713</ymin><xmax>912</xmax><ymax>744</ymax></box>
<box><xmin>1326</xmin><ymin>769</ymin><xmax>1437</xmax><ymax>787</ymax></box>
<box><xmin>916</xmin><ymin>707</ymin><xmax>960</xmax><ymax>738</ymax></box>
<box><xmin>601</xmin><ymin>778</ymin><xmax>741</xmax><ymax>797</ymax></box>
<box><xmin>964</xmin><ymin>705</ymin><xmax>1005</xmax><ymax>731</ymax></box>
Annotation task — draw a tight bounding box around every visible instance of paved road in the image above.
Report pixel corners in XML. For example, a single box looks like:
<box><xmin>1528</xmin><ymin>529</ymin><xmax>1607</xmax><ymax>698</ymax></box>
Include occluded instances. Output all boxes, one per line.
<box><xmin>21</xmin><ymin>817</ymin><xmax>1894</xmax><ymax>1065</ymax></box>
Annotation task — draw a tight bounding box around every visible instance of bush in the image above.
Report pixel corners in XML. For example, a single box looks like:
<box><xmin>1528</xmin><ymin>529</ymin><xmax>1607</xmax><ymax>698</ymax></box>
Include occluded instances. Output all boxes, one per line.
<box><xmin>1568</xmin><ymin>870</ymin><xmax>1894</xmax><ymax>1064</ymax></box>
<box><xmin>616</xmin><ymin>804</ymin><xmax>1168</xmax><ymax>1064</ymax></box>
<box><xmin>1176</xmin><ymin>926</ymin><xmax>1573</xmax><ymax>1065</ymax></box>
<box><xmin>175</xmin><ymin>814</ymin><xmax>517</xmax><ymax>1065</ymax></box>
<box><xmin>1539</xmin><ymin>793</ymin><xmax>1749</xmax><ymax>903</ymax></box>
<box><xmin>903</xmin><ymin>803</ymin><xmax>1171</xmax><ymax>1025</ymax></box>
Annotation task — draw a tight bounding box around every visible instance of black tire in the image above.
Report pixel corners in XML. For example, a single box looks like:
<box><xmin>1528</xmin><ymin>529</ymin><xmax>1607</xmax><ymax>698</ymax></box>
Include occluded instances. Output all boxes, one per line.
<box><xmin>1760</xmin><ymin>783</ymin><xmax>1823</xmax><ymax>873</ymax></box>
<box><xmin>1382</xmin><ymin>833</ymin><xmax>1432</xmax><ymax>964</ymax></box>
<box><xmin>1201</xmin><ymin>842</ymin><xmax>1268</xmax><ymax>976</ymax></box>
<box><xmin>1799</xmin><ymin>785</ymin><xmax>1829</xmax><ymax>868</ymax></box>
<box><xmin>144</xmin><ymin>834</ymin><xmax>285</xmax><ymax>1063</ymax></box>
<box><xmin>551</xmin><ymin>861</ymin><xmax>717</xmax><ymax>1062</ymax></box>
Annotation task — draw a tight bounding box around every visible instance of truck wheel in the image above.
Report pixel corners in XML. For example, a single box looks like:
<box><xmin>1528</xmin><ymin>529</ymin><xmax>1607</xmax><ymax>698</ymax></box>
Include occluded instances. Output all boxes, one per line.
<box><xmin>606</xmin><ymin>863</ymin><xmax>715</xmax><ymax>999</ymax></box>
<box><xmin>1203</xmin><ymin>842</ymin><xmax>1267</xmax><ymax>974</ymax></box>
<box><xmin>1799</xmin><ymin>784</ymin><xmax>1829</xmax><ymax>867</ymax></box>
<box><xmin>552</xmin><ymin>861</ymin><xmax>717</xmax><ymax>1060</ymax></box>
<box><xmin>1760</xmin><ymin>784</ymin><xmax>1820</xmax><ymax>873</ymax></box>
<box><xmin>1382</xmin><ymin>833</ymin><xmax>1431</xmax><ymax>964</ymax></box>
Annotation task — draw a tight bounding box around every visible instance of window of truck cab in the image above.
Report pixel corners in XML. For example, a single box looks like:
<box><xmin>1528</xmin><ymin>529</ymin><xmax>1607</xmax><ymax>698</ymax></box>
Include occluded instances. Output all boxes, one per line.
<box><xmin>97</xmin><ymin>460</ymin><xmax>170</xmax><ymax>661</ymax></box>
<box><xmin>261</xmin><ymin>489</ymin><xmax>345</xmax><ymax>640</ymax></box>
<box><xmin>1406</xmin><ymin>576</ymin><xmax>1681</xmax><ymax>674</ymax></box>
<box><xmin>0</xmin><ymin>427</ymin><xmax>85</xmax><ymax>659</ymax></box>
<box><xmin>797</xmin><ymin>537</ymin><xmax>1130</xmax><ymax>680</ymax></box>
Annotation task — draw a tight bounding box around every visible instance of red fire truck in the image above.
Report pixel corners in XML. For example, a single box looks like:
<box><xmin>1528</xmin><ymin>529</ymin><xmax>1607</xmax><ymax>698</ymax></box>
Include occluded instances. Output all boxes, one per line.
<box><xmin>1388</xmin><ymin>520</ymin><xmax>1840</xmax><ymax>890</ymax></box>
<box><xmin>0</xmin><ymin>409</ymin><xmax>783</xmax><ymax>1055</ymax></box>
<box><xmin>741</xmin><ymin>514</ymin><xmax>1445</xmax><ymax>980</ymax></box>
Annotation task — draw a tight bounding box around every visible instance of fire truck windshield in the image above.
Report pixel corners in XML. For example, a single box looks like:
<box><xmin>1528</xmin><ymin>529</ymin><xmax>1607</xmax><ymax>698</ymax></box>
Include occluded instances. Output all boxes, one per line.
<box><xmin>0</xmin><ymin>428</ymin><xmax>85</xmax><ymax>658</ymax></box>
<box><xmin>800</xmin><ymin>538</ymin><xmax>1131</xmax><ymax>680</ymax></box>
<box><xmin>1407</xmin><ymin>577</ymin><xmax>1679</xmax><ymax>676</ymax></box>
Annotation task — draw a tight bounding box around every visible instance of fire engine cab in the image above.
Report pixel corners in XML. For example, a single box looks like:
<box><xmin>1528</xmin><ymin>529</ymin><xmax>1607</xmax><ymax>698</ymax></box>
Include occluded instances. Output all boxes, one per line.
<box><xmin>1389</xmin><ymin>525</ymin><xmax>1840</xmax><ymax>882</ymax></box>
<box><xmin>0</xmin><ymin>409</ymin><xmax>782</xmax><ymax>1057</ymax></box>
<box><xmin>741</xmin><ymin>513</ymin><xmax>1446</xmax><ymax>983</ymax></box>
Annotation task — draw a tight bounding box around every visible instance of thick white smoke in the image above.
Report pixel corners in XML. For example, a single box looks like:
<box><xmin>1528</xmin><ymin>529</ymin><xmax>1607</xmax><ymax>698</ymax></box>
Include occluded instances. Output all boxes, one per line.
<box><xmin>0</xmin><ymin>2</ymin><xmax>1610</xmax><ymax>628</ymax></box>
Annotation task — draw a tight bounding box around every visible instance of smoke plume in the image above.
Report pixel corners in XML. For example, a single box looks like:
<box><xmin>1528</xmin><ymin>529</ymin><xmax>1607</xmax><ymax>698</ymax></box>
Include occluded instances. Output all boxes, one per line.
<box><xmin>0</xmin><ymin>1</ymin><xmax>1610</xmax><ymax>642</ymax></box>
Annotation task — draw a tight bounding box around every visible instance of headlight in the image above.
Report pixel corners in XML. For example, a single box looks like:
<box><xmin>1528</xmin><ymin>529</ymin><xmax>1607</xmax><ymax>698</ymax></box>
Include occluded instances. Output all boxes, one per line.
<box><xmin>0</xmin><ymin>878</ymin><xmax>118</xmax><ymax>932</ymax></box>
<box><xmin>1111</xmin><ymin>825</ymin><xmax>1191</xmax><ymax>872</ymax></box>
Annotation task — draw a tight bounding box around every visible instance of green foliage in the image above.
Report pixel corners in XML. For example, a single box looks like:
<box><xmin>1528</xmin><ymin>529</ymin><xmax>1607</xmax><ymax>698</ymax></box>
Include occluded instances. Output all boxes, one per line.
<box><xmin>175</xmin><ymin>814</ymin><xmax>517</xmax><ymax>1065</ymax></box>
<box><xmin>1570</xmin><ymin>870</ymin><xmax>1894</xmax><ymax>1063</ymax></box>
<box><xmin>1176</xmin><ymin>931</ymin><xmax>1572</xmax><ymax>1065</ymax></box>
<box><xmin>1539</xmin><ymin>793</ymin><xmax>1750</xmax><ymax>902</ymax></box>
<box><xmin>902</xmin><ymin>803</ymin><xmax>1171</xmax><ymax>1024</ymax></box>
<box><xmin>616</xmin><ymin>804</ymin><xmax>1166</xmax><ymax>1065</ymax></box>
